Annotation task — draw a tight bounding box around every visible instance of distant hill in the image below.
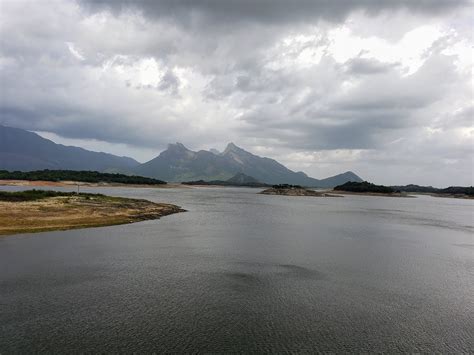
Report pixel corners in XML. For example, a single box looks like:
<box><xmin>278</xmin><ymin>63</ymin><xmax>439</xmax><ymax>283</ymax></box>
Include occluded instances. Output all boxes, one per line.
<box><xmin>0</xmin><ymin>125</ymin><xmax>139</xmax><ymax>172</ymax></box>
<box><xmin>226</xmin><ymin>172</ymin><xmax>261</xmax><ymax>185</ymax></box>
<box><xmin>317</xmin><ymin>171</ymin><xmax>364</xmax><ymax>188</ymax></box>
<box><xmin>182</xmin><ymin>173</ymin><xmax>270</xmax><ymax>187</ymax></box>
<box><xmin>137</xmin><ymin>142</ymin><xmax>363</xmax><ymax>187</ymax></box>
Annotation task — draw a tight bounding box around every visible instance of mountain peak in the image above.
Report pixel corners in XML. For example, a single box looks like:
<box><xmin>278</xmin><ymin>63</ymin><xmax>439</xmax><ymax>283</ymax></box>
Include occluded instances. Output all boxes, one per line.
<box><xmin>223</xmin><ymin>142</ymin><xmax>246</xmax><ymax>155</ymax></box>
<box><xmin>225</xmin><ymin>142</ymin><xmax>237</xmax><ymax>150</ymax></box>
<box><xmin>167</xmin><ymin>142</ymin><xmax>189</xmax><ymax>151</ymax></box>
<box><xmin>157</xmin><ymin>142</ymin><xmax>195</xmax><ymax>161</ymax></box>
<box><xmin>341</xmin><ymin>171</ymin><xmax>362</xmax><ymax>180</ymax></box>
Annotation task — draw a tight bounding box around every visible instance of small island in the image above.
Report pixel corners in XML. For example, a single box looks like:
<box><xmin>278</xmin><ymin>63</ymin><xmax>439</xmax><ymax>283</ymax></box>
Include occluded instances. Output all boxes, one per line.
<box><xmin>332</xmin><ymin>181</ymin><xmax>411</xmax><ymax>197</ymax></box>
<box><xmin>260</xmin><ymin>184</ymin><xmax>340</xmax><ymax>197</ymax></box>
<box><xmin>183</xmin><ymin>173</ymin><xmax>270</xmax><ymax>188</ymax></box>
<box><xmin>0</xmin><ymin>190</ymin><xmax>185</xmax><ymax>236</ymax></box>
<box><xmin>333</xmin><ymin>181</ymin><xmax>397</xmax><ymax>195</ymax></box>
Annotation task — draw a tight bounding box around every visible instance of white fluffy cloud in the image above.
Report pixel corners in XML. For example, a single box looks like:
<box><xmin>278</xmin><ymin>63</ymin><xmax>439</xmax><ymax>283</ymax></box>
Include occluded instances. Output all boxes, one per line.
<box><xmin>0</xmin><ymin>0</ymin><xmax>472</xmax><ymax>185</ymax></box>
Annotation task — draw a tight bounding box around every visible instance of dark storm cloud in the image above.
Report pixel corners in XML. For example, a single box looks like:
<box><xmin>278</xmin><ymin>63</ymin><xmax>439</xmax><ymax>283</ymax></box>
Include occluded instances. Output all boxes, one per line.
<box><xmin>0</xmin><ymin>101</ymin><xmax>183</xmax><ymax>149</ymax></box>
<box><xmin>79</xmin><ymin>0</ymin><xmax>469</xmax><ymax>25</ymax></box>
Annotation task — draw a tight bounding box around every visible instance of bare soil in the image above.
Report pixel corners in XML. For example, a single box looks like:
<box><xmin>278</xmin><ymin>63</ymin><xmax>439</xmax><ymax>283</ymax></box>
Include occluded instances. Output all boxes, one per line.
<box><xmin>0</xmin><ymin>195</ymin><xmax>185</xmax><ymax>236</ymax></box>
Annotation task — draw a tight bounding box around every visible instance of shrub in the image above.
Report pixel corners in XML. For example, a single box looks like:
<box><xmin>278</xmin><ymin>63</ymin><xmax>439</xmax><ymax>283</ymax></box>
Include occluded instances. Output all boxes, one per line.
<box><xmin>0</xmin><ymin>190</ymin><xmax>104</xmax><ymax>202</ymax></box>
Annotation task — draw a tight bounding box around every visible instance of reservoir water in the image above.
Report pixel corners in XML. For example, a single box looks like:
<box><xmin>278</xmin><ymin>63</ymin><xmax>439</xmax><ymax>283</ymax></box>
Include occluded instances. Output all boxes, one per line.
<box><xmin>1</xmin><ymin>186</ymin><xmax>473</xmax><ymax>352</ymax></box>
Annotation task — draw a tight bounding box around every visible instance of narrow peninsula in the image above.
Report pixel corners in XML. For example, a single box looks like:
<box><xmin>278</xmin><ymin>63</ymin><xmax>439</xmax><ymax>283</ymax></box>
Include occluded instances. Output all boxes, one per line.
<box><xmin>0</xmin><ymin>190</ymin><xmax>185</xmax><ymax>236</ymax></box>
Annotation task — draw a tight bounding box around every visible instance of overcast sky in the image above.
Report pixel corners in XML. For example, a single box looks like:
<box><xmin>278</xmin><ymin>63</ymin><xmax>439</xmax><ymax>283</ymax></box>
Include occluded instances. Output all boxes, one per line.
<box><xmin>0</xmin><ymin>0</ymin><xmax>472</xmax><ymax>186</ymax></box>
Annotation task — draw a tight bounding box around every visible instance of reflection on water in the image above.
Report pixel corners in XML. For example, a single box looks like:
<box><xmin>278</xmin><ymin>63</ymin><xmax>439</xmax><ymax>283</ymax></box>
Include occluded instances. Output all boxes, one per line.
<box><xmin>0</xmin><ymin>186</ymin><xmax>473</xmax><ymax>352</ymax></box>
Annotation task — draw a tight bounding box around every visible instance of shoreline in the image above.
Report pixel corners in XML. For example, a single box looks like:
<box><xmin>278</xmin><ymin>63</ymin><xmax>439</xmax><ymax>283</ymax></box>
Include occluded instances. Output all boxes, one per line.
<box><xmin>331</xmin><ymin>190</ymin><xmax>473</xmax><ymax>199</ymax></box>
<box><xmin>0</xmin><ymin>179</ymin><xmax>188</xmax><ymax>189</ymax></box>
<box><xmin>330</xmin><ymin>191</ymin><xmax>415</xmax><ymax>198</ymax></box>
<box><xmin>415</xmin><ymin>192</ymin><xmax>474</xmax><ymax>200</ymax></box>
<box><xmin>0</xmin><ymin>194</ymin><xmax>185</xmax><ymax>236</ymax></box>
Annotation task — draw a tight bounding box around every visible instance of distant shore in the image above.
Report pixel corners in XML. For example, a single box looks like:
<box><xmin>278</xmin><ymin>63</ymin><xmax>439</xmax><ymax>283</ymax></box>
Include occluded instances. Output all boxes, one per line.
<box><xmin>330</xmin><ymin>190</ymin><xmax>473</xmax><ymax>199</ymax></box>
<box><xmin>330</xmin><ymin>191</ymin><xmax>414</xmax><ymax>198</ymax></box>
<box><xmin>332</xmin><ymin>181</ymin><xmax>473</xmax><ymax>199</ymax></box>
<box><xmin>410</xmin><ymin>192</ymin><xmax>473</xmax><ymax>200</ymax></box>
<box><xmin>0</xmin><ymin>179</ymin><xmax>188</xmax><ymax>189</ymax></box>
<box><xmin>0</xmin><ymin>192</ymin><xmax>185</xmax><ymax>236</ymax></box>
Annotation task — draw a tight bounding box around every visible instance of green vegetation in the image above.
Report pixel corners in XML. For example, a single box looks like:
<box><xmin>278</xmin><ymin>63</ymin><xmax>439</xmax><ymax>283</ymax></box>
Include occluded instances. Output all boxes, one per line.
<box><xmin>0</xmin><ymin>170</ymin><xmax>166</xmax><ymax>185</ymax></box>
<box><xmin>182</xmin><ymin>179</ymin><xmax>269</xmax><ymax>187</ymax></box>
<box><xmin>390</xmin><ymin>184</ymin><xmax>438</xmax><ymax>193</ymax></box>
<box><xmin>334</xmin><ymin>181</ymin><xmax>394</xmax><ymax>193</ymax></box>
<box><xmin>272</xmin><ymin>184</ymin><xmax>303</xmax><ymax>189</ymax></box>
<box><xmin>0</xmin><ymin>189</ymin><xmax>103</xmax><ymax>202</ymax></box>
<box><xmin>260</xmin><ymin>185</ymin><xmax>330</xmax><ymax>196</ymax></box>
<box><xmin>182</xmin><ymin>173</ymin><xmax>269</xmax><ymax>187</ymax></box>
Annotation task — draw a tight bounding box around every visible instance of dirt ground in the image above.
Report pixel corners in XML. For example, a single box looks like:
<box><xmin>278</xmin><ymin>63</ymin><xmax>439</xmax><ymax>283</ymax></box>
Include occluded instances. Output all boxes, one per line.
<box><xmin>0</xmin><ymin>195</ymin><xmax>184</xmax><ymax>236</ymax></box>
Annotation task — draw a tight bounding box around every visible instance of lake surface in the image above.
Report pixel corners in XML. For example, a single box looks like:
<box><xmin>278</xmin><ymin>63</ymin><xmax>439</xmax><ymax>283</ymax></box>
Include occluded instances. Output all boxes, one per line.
<box><xmin>1</xmin><ymin>186</ymin><xmax>473</xmax><ymax>352</ymax></box>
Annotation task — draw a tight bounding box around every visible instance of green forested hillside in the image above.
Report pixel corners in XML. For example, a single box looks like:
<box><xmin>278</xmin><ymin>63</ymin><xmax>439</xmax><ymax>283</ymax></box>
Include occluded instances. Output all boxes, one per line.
<box><xmin>0</xmin><ymin>170</ymin><xmax>166</xmax><ymax>185</ymax></box>
<box><xmin>334</xmin><ymin>181</ymin><xmax>394</xmax><ymax>193</ymax></box>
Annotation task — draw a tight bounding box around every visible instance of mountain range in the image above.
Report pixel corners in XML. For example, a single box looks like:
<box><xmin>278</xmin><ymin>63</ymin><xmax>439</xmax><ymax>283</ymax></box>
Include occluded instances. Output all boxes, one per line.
<box><xmin>0</xmin><ymin>125</ymin><xmax>362</xmax><ymax>187</ymax></box>
<box><xmin>0</xmin><ymin>125</ymin><xmax>139</xmax><ymax>172</ymax></box>
<box><xmin>136</xmin><ymin>142</ymin><xmax>362</xmax><ymax>187</ymax></box>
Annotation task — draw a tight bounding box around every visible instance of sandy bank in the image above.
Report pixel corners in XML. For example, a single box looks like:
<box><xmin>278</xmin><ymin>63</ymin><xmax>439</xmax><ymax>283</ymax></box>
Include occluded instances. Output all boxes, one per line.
<box><xmin>0</xmin><ymin>194</ymin><xmax>185</xmax><ymax>236</ymax></box>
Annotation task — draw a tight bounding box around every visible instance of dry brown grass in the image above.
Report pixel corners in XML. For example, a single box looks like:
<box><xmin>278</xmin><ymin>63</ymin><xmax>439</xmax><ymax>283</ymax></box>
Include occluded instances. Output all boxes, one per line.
<box><xmin>0</xmin><ymin>195</ymin><xmax>184</xmax><ymax>236</ymax></box>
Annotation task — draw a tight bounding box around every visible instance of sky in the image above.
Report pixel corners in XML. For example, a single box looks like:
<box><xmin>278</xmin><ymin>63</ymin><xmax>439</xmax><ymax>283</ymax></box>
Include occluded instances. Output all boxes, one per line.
<box><xmin>0</xmin><ymin>0</ymin><xmax>472</xmax><ymax>186</ymax></box>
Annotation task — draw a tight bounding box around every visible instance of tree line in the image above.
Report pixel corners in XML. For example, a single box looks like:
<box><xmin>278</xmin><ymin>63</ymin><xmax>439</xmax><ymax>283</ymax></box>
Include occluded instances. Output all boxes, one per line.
<box><xmin>0</xmin><ymin>170</ymin><xmax>166</xmax><ymax>185</ymax></box>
